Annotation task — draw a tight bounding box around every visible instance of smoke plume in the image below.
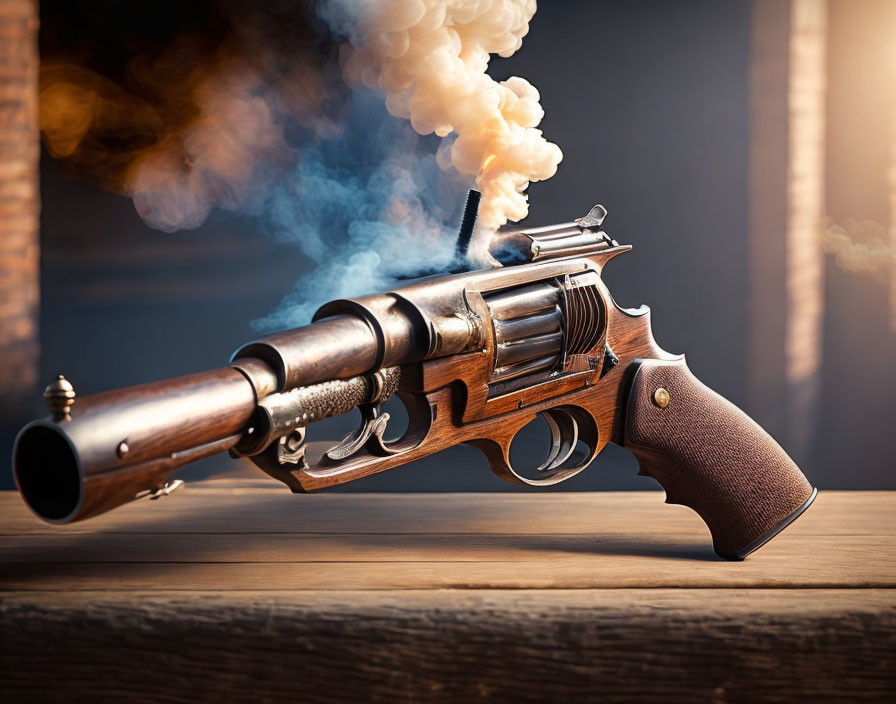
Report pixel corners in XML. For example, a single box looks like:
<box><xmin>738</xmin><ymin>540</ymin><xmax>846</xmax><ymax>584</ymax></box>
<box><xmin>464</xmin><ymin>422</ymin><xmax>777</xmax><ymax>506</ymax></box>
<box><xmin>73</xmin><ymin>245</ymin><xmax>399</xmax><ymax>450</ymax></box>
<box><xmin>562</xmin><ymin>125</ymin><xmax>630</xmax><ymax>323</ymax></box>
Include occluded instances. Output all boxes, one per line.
<box><xmin>320</xmin><ymin>0</ymin><xmax>563</xmax><ymax>265</ymax></box>
<box><xmin>256</xmin><ymin>88</ymin><xmax>468</xmax><ymax>330</ymax></box>
<box><xmin>39</xmin><ymin>1</ymin><xmax>562</xmax><ymax>328</ymax></box>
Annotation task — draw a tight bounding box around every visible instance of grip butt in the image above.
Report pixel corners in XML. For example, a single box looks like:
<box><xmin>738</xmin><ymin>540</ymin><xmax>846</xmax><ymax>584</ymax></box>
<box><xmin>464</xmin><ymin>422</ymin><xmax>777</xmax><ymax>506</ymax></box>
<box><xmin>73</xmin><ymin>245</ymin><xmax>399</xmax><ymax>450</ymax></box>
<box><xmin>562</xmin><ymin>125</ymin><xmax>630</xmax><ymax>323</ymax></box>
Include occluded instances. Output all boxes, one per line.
<box><xmin>623</xmin><ymin>358</ymin><xmax>815</xmax><ymax>560</ymax></box>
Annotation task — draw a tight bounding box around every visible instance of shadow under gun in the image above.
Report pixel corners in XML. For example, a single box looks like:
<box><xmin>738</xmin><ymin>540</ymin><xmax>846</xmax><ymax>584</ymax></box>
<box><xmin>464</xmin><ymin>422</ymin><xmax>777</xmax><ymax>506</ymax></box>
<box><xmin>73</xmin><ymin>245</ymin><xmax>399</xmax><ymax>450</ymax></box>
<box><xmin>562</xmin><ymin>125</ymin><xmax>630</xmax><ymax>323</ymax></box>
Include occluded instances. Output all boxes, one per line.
<box><xmin>13</xmin><ymin>193</ymin><xmax>815</xmax><ymax>560</ymax></box>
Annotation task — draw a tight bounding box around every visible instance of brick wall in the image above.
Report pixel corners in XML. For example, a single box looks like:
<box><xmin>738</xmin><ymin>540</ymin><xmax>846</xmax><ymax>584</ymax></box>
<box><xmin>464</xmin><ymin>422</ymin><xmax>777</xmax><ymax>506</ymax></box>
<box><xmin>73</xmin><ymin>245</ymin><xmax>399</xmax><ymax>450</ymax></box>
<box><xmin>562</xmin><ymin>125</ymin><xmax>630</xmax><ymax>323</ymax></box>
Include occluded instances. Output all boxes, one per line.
<box><xmin>0</xmin><ymin>0</ymin><xmax>39</xmax><ymax>420</ymax></box>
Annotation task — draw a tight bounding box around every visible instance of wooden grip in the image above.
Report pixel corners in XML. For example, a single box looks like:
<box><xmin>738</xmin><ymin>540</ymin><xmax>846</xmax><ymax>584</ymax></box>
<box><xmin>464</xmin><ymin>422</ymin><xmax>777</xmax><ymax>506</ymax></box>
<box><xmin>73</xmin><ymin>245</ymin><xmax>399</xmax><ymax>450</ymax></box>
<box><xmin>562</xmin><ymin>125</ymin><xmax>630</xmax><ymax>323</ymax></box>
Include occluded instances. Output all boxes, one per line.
<box><xmin>623</xmin><ymin>358</ymin><xmax>815</xmax><ymax>560</ymax></box>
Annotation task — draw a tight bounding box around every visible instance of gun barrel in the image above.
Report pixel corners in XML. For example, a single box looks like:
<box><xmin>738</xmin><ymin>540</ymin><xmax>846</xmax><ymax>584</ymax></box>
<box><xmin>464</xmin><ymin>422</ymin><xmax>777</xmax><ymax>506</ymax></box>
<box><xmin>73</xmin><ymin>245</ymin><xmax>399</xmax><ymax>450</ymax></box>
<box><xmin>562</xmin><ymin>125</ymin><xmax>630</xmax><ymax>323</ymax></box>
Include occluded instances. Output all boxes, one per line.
<box><xmin>13</xmin><ymin>366</ymin><xmax>261</xmax><ymax>523</ymax></box>
<box><xmin>232</xmin><ymin>315</ymin><xmax>381</xmax><ymax>391</ymax></box>
<box><xmin>12</xmin><ymin>314</ymin><xmax>388</xmax><ymax>525</ymax></box>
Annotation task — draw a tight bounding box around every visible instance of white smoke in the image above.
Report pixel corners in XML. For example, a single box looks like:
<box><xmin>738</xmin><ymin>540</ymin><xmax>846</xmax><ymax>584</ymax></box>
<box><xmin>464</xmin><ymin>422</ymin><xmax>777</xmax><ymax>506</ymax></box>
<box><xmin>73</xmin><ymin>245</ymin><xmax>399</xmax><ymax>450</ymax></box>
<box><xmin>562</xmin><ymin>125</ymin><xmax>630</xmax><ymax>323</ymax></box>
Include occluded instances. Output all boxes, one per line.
<box><xmin>321</xmin><ymin>0</ymin><xmax>563</xmax><ymax>266</ymax></box>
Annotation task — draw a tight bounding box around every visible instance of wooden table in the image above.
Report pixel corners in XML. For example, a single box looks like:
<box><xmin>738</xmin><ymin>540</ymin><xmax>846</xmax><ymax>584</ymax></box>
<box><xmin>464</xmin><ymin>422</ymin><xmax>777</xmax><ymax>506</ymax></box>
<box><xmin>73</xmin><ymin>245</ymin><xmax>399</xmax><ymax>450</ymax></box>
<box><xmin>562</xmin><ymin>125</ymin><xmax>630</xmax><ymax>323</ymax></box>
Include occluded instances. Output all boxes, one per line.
<box><xmin>1</xmin><ymin>481</ymin><xmax>894</xmax><ymax>702</ymax></box>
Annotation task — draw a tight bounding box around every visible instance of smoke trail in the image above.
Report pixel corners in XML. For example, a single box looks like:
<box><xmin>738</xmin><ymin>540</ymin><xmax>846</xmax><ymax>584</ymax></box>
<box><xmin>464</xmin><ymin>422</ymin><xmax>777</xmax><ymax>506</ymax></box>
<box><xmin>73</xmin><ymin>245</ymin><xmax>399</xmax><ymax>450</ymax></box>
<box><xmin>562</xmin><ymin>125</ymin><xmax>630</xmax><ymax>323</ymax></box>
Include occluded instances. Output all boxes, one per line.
<box><xmin>319</xmin><ymin>0</ymin><xmax>563</xmax><ymax>265</ymax></box>
<box><xmin>255</xmin><ymin>88</ymin><xmax>468</xmax><ymax>330</ymax></box>
<box><xmin>821</xmin><ymin>217</ymin><xmax>896</xmax><ymax>281</ymax></box>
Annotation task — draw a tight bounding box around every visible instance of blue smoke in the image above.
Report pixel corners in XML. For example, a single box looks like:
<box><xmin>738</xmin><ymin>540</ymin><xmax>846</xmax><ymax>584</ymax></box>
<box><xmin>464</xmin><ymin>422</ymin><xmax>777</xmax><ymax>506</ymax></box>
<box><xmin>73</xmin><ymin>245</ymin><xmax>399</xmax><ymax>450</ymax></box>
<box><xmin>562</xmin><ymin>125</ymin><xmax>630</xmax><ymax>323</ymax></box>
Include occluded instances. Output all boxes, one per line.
<box><xmin>252</xmin><ymin>88</ymin><xmax>470</xmax><ymax>332</ymax></box>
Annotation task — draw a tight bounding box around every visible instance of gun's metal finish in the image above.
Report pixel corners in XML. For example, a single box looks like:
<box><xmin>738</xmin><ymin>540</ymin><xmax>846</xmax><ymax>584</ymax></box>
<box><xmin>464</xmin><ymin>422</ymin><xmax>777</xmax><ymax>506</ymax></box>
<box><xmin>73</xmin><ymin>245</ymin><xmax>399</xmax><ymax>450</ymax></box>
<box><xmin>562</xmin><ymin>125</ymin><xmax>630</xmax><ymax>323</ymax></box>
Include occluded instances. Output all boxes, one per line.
<box><xmin>12</xmin><ymin>198</ymin><xmax>816</xmax><ymax>559</ymax></box>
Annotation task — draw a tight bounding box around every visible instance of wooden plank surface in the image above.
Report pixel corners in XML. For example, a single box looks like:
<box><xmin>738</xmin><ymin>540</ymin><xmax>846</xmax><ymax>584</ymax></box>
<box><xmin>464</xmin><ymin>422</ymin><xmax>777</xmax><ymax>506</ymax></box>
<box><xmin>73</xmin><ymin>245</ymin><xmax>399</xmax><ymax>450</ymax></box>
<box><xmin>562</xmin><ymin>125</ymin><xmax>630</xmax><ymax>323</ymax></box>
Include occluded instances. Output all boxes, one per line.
<box><xmin>2</xmin><ymin>481</ymin><xmax>893</xmax><ymax>535</ymax></box>
<box><xmin>0</xmin><ymin>485</ymin><xmax>893</xmax><ymax>590</ymax></box>
<box><xmin>1</xmin><ymin>483</ymin><xmax>894</xmax><ymax>702</ymax></box>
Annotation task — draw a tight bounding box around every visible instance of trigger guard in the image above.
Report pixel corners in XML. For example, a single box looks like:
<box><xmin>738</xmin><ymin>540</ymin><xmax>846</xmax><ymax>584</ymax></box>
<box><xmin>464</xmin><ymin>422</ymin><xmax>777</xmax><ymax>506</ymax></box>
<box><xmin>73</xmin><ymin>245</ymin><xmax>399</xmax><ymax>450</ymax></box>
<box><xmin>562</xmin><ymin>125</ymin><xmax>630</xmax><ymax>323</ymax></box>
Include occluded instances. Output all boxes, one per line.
<box><xmin>494</xmin><ymin>406</ymin><xmax>599</xmax><ymax>487</ymax></box>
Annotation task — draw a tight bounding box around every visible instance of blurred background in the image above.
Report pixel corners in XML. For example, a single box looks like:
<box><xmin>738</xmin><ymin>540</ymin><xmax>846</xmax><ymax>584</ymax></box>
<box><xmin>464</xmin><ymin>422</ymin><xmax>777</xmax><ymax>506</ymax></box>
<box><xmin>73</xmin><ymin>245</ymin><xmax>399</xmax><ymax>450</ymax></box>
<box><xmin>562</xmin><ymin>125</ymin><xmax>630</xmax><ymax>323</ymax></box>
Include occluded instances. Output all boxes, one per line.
<box><xmin>1</xmin><ymin>0</ymin><xmax>893</xmax><ymax>492</ymax></box>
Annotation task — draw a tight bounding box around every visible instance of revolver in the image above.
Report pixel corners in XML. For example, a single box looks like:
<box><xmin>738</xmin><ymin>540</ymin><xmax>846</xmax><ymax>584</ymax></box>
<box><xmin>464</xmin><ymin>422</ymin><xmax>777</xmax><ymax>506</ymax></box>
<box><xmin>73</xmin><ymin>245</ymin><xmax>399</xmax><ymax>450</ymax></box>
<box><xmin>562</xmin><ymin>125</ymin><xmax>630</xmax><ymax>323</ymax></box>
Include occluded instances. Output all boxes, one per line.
<box><xmin>13</xmin><ymin>193</ymin><xmax>815</xmax><ymax>560</ymax></box>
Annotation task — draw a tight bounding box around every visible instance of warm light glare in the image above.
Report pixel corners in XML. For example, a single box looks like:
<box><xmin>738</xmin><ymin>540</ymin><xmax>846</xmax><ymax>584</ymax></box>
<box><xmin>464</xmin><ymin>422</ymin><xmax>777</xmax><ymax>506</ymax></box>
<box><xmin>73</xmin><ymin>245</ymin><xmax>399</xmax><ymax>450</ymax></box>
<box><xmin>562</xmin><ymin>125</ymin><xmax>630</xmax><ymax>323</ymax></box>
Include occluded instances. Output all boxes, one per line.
<box><xmin>784</xmin><ymin>0</ymin><xmax>827</xmax><ymax>461</ymax></box>
<box><xmin>37</xmin><ymin>48</ymin><xmax>325</xmax><ymax>233</ymax></box>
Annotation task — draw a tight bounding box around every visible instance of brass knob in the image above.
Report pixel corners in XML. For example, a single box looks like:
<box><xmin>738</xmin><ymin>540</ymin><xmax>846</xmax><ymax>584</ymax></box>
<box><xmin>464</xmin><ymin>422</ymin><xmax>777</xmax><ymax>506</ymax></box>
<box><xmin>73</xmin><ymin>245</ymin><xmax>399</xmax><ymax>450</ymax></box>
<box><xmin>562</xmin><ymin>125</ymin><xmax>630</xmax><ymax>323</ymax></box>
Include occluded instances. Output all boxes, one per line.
<box><xmin>44</xmin><ymin>375</ymin><xmax>76</xmax><ymax>421</ymax></box>
<box><xmin>653</xmin><ymin>387</ymin><xmax>671</xmax><ymax>409</ymax></box>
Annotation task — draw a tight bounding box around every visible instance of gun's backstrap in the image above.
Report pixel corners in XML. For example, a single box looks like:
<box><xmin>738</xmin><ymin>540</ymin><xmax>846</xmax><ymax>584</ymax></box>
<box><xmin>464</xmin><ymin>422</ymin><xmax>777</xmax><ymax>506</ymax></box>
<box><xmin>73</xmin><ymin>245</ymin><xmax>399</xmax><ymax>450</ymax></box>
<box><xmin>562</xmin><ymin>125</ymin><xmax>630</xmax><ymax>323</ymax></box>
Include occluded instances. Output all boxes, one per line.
<box><xmin>623</xmin><ymin>358</ymin><xmax>815</xmax><ymax>560</ymax></box>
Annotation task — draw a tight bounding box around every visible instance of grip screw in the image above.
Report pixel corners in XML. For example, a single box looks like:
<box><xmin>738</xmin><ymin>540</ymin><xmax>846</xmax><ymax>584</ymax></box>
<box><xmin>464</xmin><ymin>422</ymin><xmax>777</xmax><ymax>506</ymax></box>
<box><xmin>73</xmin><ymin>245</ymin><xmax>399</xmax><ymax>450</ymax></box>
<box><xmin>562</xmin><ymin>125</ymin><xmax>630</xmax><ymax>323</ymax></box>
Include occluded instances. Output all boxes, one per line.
<box><xmin>653</xmin><ymin>387</ymin><xmax>671</xmax><ymax>408</ymax></box>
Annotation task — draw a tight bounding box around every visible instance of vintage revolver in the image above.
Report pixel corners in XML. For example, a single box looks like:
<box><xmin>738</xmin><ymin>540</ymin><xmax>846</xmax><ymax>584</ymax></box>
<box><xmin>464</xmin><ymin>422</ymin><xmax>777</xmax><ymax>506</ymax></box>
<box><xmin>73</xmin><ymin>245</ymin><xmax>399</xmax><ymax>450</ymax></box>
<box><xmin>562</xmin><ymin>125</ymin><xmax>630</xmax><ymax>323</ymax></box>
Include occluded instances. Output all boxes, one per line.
<box><xmin>13</xmin><ymin>194</ymin><xmax>815</xmax><ymax>560</ymax></box>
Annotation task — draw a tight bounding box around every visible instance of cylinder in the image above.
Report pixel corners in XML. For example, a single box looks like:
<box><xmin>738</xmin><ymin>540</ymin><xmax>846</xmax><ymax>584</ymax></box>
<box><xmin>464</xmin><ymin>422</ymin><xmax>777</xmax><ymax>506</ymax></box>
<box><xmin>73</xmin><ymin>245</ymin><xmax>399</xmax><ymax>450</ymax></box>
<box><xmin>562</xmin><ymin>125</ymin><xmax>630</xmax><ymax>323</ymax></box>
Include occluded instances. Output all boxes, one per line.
<box><xmin>486</xmin><ymin>281</ymin><xmax>560</xmax><ymax>321</ymax></box>
<box><xmin>496</xmin><ymin>332</ymin><xmax>564</xmax><ymax>368</ymax></box>
<box><xmin>494</xmin><ymin>307</ymin><xmax>562</xmax><ymax>343</ymax></box>
<box><xmin>485</xmin><ymin>281</ymin><xmax>564</xmax><ymax>383</ymax></box>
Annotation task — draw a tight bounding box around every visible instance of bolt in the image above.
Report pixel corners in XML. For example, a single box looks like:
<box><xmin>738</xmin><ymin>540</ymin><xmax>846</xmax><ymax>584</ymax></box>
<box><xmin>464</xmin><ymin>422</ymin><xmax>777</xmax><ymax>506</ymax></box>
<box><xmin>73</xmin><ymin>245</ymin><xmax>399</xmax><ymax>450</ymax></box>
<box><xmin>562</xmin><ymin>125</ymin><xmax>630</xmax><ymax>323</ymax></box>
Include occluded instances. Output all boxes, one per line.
<box><xmin>653</xmin><ymin>387</ymin><xmax>671</xmax><ymax>409</ymax></box>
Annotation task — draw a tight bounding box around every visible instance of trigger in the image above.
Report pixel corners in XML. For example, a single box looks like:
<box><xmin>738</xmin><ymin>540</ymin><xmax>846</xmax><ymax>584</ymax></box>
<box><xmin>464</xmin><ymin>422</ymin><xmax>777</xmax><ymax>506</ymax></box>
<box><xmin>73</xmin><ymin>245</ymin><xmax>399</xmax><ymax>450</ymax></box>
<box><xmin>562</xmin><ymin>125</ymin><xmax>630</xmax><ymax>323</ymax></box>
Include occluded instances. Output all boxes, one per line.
<box><xmin>538</xmin><ymin>408</ymin><xmax>579</xmax><ymax>472</ymax></box>
<box><xmin>324</xmin><ymin>404</ymin><xmax>399</xmax><ymax>462</ymax></box>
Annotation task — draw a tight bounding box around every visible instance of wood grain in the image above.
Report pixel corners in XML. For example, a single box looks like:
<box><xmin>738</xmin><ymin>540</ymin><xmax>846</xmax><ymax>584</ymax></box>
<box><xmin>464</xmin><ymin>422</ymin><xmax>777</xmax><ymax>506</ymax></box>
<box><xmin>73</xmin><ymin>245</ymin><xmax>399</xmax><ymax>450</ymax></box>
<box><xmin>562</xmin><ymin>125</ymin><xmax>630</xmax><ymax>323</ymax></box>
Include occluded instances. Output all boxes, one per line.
<box><xmin>1</xmin><ymin>483</ymin><xmax>891</xmax><ymax>536</ymax></box>
<box><xmin>1</xmin><ymin>484</ymin><xmax>894</xmax><ymax>702</ymax></box>
<box><xmin>1</xmin><ymin>589</ymin><xmax>894</xmax><ymax>703</ymax></box>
